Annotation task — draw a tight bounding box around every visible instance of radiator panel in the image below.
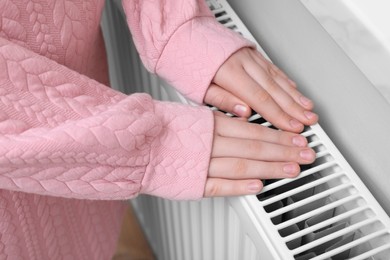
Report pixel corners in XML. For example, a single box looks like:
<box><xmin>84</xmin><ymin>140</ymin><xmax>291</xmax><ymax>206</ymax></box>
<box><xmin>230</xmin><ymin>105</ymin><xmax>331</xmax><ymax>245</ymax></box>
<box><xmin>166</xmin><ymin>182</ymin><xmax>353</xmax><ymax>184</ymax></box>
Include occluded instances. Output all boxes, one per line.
<box><xmin>131</xmin><ymin>196</ymin><xmax>271</xmax><ymax>260</ymax></box>
<box><xmin>101</xmin><ymin>0</ymin><xmax>390</xmax><ymax>259</ymax></box>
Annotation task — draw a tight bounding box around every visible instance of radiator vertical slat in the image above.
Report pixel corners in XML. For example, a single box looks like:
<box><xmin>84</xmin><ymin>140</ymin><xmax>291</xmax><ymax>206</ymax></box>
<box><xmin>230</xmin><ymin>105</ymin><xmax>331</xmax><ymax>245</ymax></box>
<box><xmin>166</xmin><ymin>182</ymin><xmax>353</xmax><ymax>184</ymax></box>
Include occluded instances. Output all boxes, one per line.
<box><xmin>242</xmin><ymin>234</ymin><xmax>260</xmax><ymax>259</ymax></box>
<box><xmin>140</xmin><ymin>65</ymin><xmax>151</xmax><ymax>94</ymax></box>
<box><xmin>213</xmin><ymin>198</ymin><xmax>226</xmax><ymax>260</ymax></box>
<box><xmin>129</xmin><ymin>41</ymin><xmax>142</xmax><ymax>93</ymax></box>
<box><xmin>200</xmin><ymin>199</ymin><xmax>214</xmax><ymax>260</ymax></box>
<box><xmin>164</xmin><ymin>200</ymin><xmax>176</xmax><ymax>260</ymax></box>
<box><xmin>145</xmin><ymin>198</ymin><xmax>158</xmax><ymax>256</ymax></box>
<box><xmin>189</xmin><ymin>202</ymin><xmax>202</xmax><ymax>260</ymax></box>
<box><xmin>156</xmin><ymin>199</ymin><xmax>170</xmax><ymax>260</ymax></box>
<box><xmin>150</xmin><ymin>74</ymin><xmax>162</xmax><ymax>100</ymax></box>
<box><xmin>227</xmin><ymin>206</ymin><xmax>240</xmax><ymax>260</ymax></box>
<box><xmin>178</xmin><ymin>203</ymin><xmax>192</xmax><ymax>260</ymax></box>
<box><xmin>171</xmin><ymin>202</ymin><xmax>184</xmax><ymax>260</ymax></box>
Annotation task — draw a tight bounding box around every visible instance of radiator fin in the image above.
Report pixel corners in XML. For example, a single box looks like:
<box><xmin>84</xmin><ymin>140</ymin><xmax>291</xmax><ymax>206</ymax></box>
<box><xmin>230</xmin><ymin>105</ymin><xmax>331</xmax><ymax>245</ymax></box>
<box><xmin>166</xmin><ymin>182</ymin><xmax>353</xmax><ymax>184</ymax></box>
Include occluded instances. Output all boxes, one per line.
<box><xmin>132</xmin><ymin>196</ymin><xmax>261</xmax><ymax>260</ymax></box>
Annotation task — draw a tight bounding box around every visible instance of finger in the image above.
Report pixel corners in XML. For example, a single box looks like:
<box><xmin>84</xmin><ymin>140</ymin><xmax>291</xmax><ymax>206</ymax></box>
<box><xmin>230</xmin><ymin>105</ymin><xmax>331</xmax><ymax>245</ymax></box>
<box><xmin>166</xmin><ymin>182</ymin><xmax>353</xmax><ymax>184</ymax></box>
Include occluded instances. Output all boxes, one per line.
<box><xmin>273</xmin><ymin>75</ymin><xmax>315</xmax><ymax>111</ymax></box>
<box><xmin>204</xmin><ymin>84</ymin><xmax>251</xmax><ymax>117</ymax></box>
<box><xmin>213</xmin><ymin>111</ymin><xmax>248</xmax><ymax>122</ymax></box>
<box><xmin>250</xmin><ymin>51</ymin><xmax>314</xmax><ymax>110</ymax></box>
<box><xmin>214</xmin><ymin>64</ymin><xmax>304</xmax><ymax>132</ymax></box>
<box><xmin>251</xmin><ymin>51</ymin><xmax>295</xmax><ymax>86</ymax></box>
<box><xmin>243</xmin><ymin>58</ymin><xmax>318</xmax><ymax>126</ymax></box>
<box><xmin>204</xmin><ymin>178</ymin><xmax>263</xmax><ymax>197</ymax></box>
<box><xmin>209</xmin><ymin>158</ymin><xmax>300</xmax><ymax>179</ymax></box>
<box><xmin>212</xmin><ymin>136</ymin><xmax>316</xmax><ymax>164</ymax></box>
<box><xmin>214</xmin><ymin>114</ymin><xmax>308</xmax><ymax>147</ymax></box>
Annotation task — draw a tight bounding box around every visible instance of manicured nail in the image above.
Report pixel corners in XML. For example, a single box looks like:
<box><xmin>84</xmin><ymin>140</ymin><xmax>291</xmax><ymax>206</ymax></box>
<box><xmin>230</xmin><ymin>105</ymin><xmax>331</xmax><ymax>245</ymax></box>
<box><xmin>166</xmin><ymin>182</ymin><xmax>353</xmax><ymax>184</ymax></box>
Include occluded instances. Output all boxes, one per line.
<box><xmin>292</xmin><ymin>136</ymin><xmax>307</xmax><ymax>147</ymax></box>
<box><xmin>233</xmin><ymin>104</ymin><xmax>248</xmax><ymax>117</ymax></box>
<box><xmin>283</xmin><ymin>163</ymin><xmax>299</xmax><ymax>175</ymax></box>
<box><xmin>300</xmin><ymin>96</ymin><xmax>312</xmax><ymax>106</ymax></box>
<box><xmin>300</xmin><ymin>149</ymin><xmax>315</xmax><ymax>161</ymax></box>
<box><xmin>304</xmin><ymin>111</ymin><xmax>317</xmax><ymax>120</ymax></box>
<box><xmin>248</xmin><ymin>182</ymin><xmax>262</xmax><ymax>192</ymax></box>
<box><xmin>290</xmin><ymin>119</ymin><xmax>302</xmax><ymax>129</ymax></box>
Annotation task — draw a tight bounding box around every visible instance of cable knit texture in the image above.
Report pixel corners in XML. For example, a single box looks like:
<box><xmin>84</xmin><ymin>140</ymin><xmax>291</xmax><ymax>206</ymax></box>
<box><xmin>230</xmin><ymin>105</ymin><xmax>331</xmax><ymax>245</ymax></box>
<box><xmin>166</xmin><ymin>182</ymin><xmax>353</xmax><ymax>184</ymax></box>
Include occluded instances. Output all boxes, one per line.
<box><xmin>123</xmin><ymin>0</ymin><xmax>253</xmax><ymax>103</ymax></box>
<box><xmin>0</xmin><ymin>0</ymin><xmax>251</xmax><ymax>259</ymax></box>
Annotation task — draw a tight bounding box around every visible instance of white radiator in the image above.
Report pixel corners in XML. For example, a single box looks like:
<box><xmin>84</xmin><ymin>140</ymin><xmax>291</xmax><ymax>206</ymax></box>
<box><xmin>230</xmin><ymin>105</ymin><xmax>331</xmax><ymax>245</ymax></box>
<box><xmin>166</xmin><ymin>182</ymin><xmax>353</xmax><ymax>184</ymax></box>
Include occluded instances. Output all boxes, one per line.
<box><xmin>101</xmin><ymin>0</ymin><xmax>390</xmax><ymax>259</ymax></box>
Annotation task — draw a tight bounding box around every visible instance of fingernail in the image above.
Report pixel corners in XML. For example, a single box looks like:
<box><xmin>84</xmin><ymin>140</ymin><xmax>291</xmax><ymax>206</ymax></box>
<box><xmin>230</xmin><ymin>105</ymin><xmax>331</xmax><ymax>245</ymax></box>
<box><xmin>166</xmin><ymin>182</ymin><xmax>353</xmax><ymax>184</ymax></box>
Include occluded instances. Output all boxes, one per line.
<box><xmin>248</xmin><ymin>182</ymin><xmax>262</xmax><ymax>192</ymax></box>
<box><xmin>292</xmin><ymin>136</ymin><xmax>307</xmax><ymax>147</ymax></box>
<box><xmin>290</xmin><ymin>119</ymin><xmax>303</xmax><ymax>129</ymax></box>
<box><xmin>283</xmin><ymin>163</ymin><xmax>299</xmax><ymax>175</ymax></box>
<box><xmin>300</xmin><ymin>96</ymin><xmax>312</xmax><ymax>106</ymax></box>
<box><xmin>233</xmin><ymin>104</ymin><xmax>248</xmax><ymax>117</ymax></box>
<box><xmin>300</xmin><ymin>149</ymin><xmax>315</xmax><ymax>161</ymax></box>
<box><xmin>304</xmin><ymin>111</ymin><xmax>317</xmax><ymax>120</ymax></box>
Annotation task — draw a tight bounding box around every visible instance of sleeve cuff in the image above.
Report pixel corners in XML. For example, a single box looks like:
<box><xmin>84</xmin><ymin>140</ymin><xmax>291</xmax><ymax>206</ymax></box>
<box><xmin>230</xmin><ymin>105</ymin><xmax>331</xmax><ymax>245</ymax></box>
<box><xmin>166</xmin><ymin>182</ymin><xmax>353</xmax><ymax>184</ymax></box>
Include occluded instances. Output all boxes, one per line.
<box><xmin>155</xmin><ymin>16</ymin><xmax>254</xmax><ymax>104</ymax></box>
<box><xmin>140</xmin><ymin>101</ymin><xmax>214</xmax><ymax>200</ymax></box>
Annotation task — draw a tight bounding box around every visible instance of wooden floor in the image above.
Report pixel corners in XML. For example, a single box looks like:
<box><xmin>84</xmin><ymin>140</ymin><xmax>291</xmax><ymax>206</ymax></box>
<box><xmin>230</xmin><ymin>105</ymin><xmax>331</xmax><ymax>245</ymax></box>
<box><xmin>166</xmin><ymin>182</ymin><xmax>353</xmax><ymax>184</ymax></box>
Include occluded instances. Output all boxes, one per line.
<box><xmin>112</xmin><ymin>204</ymin><xmax>156</xmax><ymax>260</ymax></box>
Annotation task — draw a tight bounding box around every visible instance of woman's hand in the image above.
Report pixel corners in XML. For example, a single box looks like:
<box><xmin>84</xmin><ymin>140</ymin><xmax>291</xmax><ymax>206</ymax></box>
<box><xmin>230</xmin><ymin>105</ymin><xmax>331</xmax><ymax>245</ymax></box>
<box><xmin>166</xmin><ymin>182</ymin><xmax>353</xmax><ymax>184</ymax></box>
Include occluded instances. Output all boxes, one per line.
<box><xmin>204</xmin><ymin>112</ymin><xmax>316</xmax><ymax>197</ymax></box>
<box><xmin>204</xmin><ymin>47</ymin><xmax>318</xmax><ymax>133</ymax></box>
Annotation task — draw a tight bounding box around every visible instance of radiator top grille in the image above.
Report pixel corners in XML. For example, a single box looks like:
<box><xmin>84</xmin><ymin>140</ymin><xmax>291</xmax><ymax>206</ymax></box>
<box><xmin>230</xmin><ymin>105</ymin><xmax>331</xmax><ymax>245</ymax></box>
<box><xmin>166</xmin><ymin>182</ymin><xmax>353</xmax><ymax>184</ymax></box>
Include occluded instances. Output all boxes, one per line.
<box><xmin>255</xmin><ymin>120</ymin><xmax>390</xmax><ymax>260</ymax></box>
<box><xmin>207</xmin><ymin>0</ymin><xmax>390</xmax><ymax>259</ymax></box>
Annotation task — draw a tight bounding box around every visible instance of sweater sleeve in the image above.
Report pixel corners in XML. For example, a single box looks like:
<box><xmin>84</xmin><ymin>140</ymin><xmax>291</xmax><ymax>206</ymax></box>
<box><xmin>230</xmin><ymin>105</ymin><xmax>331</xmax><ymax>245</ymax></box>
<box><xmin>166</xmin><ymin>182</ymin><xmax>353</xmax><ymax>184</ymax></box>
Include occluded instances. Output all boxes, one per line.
<box><xmin>0</xmin><ymin>37</ymin><xmax>214</xmax><ymax>201</ymax></box>
<box><xmin>121</xmin><ymin>0</ymin><xmax>254</xmax><ymax>104</ymax></box>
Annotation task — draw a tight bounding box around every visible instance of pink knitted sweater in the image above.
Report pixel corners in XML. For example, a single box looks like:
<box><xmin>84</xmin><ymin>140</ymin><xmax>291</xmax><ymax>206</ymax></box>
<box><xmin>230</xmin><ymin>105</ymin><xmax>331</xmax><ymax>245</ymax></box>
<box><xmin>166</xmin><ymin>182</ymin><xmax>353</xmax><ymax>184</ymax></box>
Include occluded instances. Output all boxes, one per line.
<box><xmin>0</xmin><ymin>0</ymin><xmax>250</xmax><ymax>259</ymax></box>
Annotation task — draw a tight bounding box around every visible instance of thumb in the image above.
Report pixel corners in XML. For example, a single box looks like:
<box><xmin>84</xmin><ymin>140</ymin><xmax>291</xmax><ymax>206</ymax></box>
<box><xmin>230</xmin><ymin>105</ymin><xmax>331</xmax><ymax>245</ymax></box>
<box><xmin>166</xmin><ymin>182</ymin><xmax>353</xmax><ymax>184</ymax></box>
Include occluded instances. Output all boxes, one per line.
<box><xmin>204</xmin><ymin>84</ymin><xmax>251</xmax><ymax>117</ymax></box>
